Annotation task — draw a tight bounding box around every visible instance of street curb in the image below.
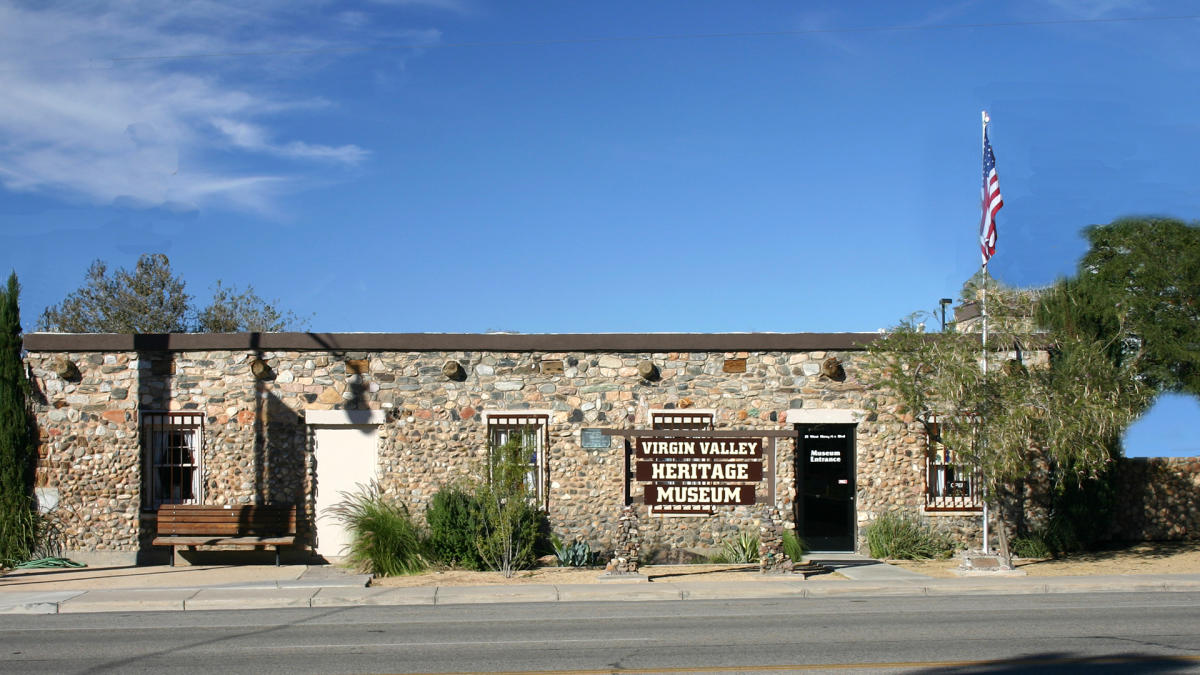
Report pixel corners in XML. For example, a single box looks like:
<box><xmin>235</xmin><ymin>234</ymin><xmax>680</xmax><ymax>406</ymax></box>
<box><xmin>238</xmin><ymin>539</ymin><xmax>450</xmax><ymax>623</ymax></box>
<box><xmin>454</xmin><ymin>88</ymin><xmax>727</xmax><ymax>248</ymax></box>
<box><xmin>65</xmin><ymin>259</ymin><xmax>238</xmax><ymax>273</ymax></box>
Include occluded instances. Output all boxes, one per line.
<box><xmin>6</xmin><ymin>576</ymin><xmax>1200</xmax><ymax>614</ymax></box>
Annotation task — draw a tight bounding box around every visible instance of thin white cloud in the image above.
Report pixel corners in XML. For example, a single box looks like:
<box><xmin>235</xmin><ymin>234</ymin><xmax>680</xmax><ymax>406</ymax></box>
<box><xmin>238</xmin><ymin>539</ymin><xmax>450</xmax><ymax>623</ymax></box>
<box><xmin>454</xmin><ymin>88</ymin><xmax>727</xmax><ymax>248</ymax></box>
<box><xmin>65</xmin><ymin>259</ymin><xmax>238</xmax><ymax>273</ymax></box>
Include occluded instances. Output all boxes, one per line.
<box><xmin>0</xmin><ymin>1</ymin><xmax>421</xmax><ymax>214</ymax></box>
<box><xmin>211</xmin><ymin>118</ymin><xmax>368</xmax><ymax>164</ymax></box>
<box><xmin>1046</xmin><ymin>0</ymin><xmax>1152</xmax><ymax>19</ymax></box>
<box><xmin>368</xmin><ymin>0</ymin><xmax>471</xmax><ymax>13</ymax></box>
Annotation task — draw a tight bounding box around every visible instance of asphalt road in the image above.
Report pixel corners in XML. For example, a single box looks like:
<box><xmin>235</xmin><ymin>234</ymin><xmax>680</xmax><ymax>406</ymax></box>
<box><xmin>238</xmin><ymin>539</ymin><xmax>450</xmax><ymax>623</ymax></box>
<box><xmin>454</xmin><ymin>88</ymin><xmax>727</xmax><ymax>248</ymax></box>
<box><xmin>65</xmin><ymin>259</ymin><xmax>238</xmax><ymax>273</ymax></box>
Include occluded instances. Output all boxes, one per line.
<box><xmin>2</xmin><ymin>592</ymin><xmax>1199</xmax><ymax>674</ymax></box>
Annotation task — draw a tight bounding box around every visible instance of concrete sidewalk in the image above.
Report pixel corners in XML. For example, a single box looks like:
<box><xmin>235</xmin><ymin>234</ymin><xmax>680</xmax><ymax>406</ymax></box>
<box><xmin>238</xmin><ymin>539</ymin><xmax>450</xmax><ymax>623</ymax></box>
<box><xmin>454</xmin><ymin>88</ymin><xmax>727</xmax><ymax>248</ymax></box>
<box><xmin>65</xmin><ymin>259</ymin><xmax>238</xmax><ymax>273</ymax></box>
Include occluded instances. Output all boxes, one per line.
<box><xmin>4</xmin><ymin>561</ymin><xmax>1200</xmax><ymax>615</ymax></box>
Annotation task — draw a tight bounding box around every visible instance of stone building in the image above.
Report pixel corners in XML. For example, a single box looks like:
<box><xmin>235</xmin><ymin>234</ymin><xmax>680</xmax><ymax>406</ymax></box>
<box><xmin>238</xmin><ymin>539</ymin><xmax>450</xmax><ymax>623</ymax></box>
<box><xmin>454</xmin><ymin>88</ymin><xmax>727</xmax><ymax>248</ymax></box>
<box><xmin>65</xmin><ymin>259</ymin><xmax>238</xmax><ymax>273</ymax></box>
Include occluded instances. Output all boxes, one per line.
<box><xmin>24</xmin><ymin>332</ymin><xmax>991</xmax><ymax>565</ymax></box>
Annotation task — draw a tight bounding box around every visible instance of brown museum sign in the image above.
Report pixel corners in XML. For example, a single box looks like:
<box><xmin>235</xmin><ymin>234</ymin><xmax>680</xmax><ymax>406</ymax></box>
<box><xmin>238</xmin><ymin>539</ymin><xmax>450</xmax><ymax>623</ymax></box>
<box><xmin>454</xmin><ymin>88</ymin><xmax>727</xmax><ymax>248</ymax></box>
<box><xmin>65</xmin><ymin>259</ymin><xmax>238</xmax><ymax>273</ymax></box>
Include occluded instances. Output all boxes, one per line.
<box><xmin>632</xmin><ymin>437</ymin><xmax>764</xmax><ymax>508</ymax></box>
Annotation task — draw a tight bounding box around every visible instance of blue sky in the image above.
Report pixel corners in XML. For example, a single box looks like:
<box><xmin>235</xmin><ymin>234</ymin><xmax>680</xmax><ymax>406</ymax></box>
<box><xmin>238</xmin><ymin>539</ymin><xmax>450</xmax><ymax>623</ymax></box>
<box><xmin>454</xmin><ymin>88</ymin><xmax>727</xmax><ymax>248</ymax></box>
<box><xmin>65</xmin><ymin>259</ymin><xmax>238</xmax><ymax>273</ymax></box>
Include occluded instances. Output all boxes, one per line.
<box><xmin>1</xmin><ymin>1</ymin><xmax>1197</xmax><ymax>456</ymax></box>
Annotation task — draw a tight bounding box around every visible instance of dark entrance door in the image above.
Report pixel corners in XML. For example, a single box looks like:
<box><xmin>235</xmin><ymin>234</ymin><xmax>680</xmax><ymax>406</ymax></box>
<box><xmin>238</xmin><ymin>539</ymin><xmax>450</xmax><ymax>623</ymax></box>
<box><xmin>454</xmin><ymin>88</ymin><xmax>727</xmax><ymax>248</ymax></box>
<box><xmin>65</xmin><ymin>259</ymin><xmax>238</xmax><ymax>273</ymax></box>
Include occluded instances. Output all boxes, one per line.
<box><xmin>796</xmin><ymin>424</ymin><xmax>856</xmax><ymax>551</ymax></box>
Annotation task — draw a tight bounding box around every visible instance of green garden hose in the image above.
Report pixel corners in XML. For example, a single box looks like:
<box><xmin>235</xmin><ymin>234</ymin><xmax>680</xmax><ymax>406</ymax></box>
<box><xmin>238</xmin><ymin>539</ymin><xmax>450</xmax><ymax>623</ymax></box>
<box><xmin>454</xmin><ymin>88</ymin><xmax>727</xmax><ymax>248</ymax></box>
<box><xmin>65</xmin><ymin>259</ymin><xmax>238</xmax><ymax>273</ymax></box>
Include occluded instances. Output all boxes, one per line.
<box><xmin>13</xmin><ymin>557</ymin><xmax>86</xmax><ymax>569</ymax></box>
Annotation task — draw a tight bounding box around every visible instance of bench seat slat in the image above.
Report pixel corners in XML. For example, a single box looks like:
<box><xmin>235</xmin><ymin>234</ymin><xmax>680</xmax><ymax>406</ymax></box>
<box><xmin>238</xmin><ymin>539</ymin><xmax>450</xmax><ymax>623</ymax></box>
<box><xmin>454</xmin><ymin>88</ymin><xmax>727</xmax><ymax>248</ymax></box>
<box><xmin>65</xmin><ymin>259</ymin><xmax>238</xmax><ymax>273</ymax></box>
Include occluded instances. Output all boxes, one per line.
<box><xmin>152</xmin><ymin>536</ymin><xmax>296</xmax><ymax>546</ymax></box>
<box><xmin>158</xmin><ymin>526</ymin><xmax>293</xmax><ymax>536</ymax></box>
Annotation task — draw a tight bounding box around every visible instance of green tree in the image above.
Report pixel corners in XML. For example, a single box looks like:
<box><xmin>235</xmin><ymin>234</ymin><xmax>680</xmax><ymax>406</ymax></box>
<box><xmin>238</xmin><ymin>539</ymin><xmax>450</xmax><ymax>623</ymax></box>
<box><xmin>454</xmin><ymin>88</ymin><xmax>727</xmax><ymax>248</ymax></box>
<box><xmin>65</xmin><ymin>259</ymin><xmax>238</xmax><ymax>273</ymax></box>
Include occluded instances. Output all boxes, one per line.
<box><xmin>864</xmin><ymin>281</ymin><xmax>1150</xmax><ymax>563</ymax></box>
<box><xmin>1028</xmin><ymin>218</ymin><xmax>1200</xmax><ymax>553</ymax></box>
<box><xmin>194</xmin><ymin>281</ymin><xmax>302</xmax><ymax>332</ymax></box>
<box><xmin>1037</xmin><ymin>217</ymin><xmax>1200</xmax><ymax>397</ymax></box>
<box><xmin>38</xmin><ymin>254</ymin><xmax>189</xmax><ymax>333</ymax></box>
<box><xmin>38</xmin><ymin>254</ymin><xmax>305</xmax><ymax>333</ymax></box>
<box><xmin>0</xmin><ymin>273</ymin><xmax>38</xmax><ymax>567</ymax></box>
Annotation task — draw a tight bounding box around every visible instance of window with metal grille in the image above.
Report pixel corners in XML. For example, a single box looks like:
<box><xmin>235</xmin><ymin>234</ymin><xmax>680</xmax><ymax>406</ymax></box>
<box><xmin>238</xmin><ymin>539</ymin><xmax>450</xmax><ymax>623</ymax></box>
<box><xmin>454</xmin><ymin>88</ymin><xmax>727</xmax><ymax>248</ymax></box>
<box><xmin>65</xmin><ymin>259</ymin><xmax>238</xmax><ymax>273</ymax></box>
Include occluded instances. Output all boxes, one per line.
<box><xmin>484</xmin><ymin>412</ymin><xmax>549</xmax><ymax>507</ymax></box>
<box><xmin>142</xmin><ymin>411</ymin><xmax>203</xmax><ymax>510</ymax></box>
<box><xmin>925</xmin><ymin>421</ymin><xmax>983</xmax><ymax>512</ymax></box>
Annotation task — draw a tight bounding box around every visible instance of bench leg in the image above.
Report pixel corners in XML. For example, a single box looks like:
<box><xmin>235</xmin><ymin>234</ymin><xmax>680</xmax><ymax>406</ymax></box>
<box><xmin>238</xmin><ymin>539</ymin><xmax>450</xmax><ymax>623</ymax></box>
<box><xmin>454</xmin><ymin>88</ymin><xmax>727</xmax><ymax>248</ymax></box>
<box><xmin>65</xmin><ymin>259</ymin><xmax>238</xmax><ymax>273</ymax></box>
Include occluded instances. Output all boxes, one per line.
<box><xmin>169</xmin><ymin>546</ymin><xmax>176</xmax><ymax>567</ymax></box>
<box><xmin>275</xmin><ymin>546</ymin><xmax>280</xmax><ymax>567</ymax></box>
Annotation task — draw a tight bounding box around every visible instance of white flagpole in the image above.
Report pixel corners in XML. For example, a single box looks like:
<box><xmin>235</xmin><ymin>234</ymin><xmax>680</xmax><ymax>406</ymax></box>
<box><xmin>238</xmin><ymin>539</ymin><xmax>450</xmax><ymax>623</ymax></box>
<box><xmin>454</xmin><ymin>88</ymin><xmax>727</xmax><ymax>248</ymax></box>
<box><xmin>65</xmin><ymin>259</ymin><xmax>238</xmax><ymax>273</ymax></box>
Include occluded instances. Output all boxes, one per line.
<box><xmin>979</xmin><ymin>110</ymin><xmax>990</xmax><ymax>555</ymax></box>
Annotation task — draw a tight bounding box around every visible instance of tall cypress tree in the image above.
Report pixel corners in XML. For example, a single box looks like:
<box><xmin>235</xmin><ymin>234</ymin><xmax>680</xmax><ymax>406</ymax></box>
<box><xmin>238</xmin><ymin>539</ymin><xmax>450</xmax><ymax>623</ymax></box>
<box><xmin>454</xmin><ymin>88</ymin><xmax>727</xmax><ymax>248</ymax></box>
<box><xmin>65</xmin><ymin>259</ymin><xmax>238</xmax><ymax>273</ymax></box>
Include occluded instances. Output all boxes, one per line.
<box><xmin>0</xmin><ymin>272</ymin><xmax>37</xmax><ymax>567</ymax></box>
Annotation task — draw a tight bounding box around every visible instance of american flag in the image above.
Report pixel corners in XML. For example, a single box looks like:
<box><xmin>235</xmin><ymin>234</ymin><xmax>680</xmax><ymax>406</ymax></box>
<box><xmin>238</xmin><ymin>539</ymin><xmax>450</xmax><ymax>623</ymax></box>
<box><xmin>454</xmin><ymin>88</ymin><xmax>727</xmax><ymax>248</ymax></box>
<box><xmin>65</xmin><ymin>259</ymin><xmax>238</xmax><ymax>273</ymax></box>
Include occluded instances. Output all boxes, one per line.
<box><xmin>979</xmin><ymin>125</ymin><xmax>1003</xmax><ymax>264</ymax></box>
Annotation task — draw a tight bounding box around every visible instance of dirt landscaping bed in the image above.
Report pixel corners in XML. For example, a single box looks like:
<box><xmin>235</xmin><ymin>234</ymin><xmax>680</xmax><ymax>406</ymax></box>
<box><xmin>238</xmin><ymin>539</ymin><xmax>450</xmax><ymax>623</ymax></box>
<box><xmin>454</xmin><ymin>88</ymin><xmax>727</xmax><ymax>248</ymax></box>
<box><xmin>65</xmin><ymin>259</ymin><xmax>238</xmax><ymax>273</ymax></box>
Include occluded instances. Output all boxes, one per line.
<box><xmin>888</xmin><ymin>540</ymin><xmax>1200</xmax><ymax>578</ymax></box>
<box><xmin>364</xmin><ymin>542</ymin><xmax>1200</xmax><ymax>586</ymax></box>
<box><xmin>369</xmin><ymin>563</ymin><xmax>841</xmax><ymax>587</ymax></box>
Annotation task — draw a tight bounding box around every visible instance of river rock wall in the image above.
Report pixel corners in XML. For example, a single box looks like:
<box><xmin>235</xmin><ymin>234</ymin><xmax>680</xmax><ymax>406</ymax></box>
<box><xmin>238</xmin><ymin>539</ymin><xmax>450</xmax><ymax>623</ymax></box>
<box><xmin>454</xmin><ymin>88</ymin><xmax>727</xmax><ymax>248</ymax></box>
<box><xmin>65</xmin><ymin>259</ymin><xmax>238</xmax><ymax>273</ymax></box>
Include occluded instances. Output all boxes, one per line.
<box><xmin>25</xmin><ymin>339</ymin><xmax>949</xmax><ymax>562</ymax></box>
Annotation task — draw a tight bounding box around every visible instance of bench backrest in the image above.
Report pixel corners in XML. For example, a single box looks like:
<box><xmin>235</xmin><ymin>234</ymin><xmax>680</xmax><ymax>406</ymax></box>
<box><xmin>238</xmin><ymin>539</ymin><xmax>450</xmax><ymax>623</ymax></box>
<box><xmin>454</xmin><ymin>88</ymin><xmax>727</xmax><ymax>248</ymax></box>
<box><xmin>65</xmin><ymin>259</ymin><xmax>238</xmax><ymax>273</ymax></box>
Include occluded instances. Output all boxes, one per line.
<box><xmin>157</xmin><ymin>504</ymin><xmax>298</xmax><ymax>537</ymax></box>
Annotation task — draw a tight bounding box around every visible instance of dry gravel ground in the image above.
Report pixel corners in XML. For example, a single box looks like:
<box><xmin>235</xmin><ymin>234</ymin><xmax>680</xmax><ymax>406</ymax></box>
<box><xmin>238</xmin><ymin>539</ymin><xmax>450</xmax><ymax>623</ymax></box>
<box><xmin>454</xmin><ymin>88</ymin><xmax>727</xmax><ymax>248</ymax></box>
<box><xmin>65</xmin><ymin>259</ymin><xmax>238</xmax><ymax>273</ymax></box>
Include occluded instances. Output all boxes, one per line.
<box><xmin>372</xmin><ymin>541</ymin><xmax>1200</xmax><ymax>586</ymax></box>
<box><xmin>889</xmin><ymin>541</ymin><xmax>1200</xmax><ymax>578</ymax></box>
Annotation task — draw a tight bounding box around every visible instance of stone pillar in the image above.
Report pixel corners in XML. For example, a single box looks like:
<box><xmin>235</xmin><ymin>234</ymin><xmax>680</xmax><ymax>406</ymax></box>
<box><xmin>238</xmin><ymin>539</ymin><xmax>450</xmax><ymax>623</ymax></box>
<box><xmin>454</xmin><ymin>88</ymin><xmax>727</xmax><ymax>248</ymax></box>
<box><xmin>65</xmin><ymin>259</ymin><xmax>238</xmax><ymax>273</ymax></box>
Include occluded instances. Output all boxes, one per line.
<box><xmin>605</xmin><ymin>505</ymin><xmax>641</xmax><ymax>575</ymax></box>
<box><xmin>759</xmin><ymin>505</ymin><xmax>795</xmax><ymax>574</ymax></box>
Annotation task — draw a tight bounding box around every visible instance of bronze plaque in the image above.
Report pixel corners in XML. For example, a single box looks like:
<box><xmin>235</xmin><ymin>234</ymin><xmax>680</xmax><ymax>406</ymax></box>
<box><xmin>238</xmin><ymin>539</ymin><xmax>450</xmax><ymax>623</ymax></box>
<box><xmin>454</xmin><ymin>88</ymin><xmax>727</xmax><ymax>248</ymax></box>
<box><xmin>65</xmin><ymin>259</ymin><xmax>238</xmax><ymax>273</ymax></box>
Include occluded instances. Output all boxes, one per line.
<box><xmin>580</xmin><ymin>428</ymin><xmax>610</xmax><ymax>449</ymax></box>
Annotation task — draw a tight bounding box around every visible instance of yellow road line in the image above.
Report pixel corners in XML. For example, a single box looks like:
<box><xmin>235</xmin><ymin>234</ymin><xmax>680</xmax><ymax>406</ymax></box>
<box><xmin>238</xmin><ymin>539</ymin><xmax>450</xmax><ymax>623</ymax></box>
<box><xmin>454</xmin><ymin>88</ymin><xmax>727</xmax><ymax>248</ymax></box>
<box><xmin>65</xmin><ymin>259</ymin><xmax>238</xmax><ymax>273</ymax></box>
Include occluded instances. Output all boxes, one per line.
<box><xmin>397</xmin><ymin>653</ymin><xmax>1200</xmax><ymax>675</ymax></box>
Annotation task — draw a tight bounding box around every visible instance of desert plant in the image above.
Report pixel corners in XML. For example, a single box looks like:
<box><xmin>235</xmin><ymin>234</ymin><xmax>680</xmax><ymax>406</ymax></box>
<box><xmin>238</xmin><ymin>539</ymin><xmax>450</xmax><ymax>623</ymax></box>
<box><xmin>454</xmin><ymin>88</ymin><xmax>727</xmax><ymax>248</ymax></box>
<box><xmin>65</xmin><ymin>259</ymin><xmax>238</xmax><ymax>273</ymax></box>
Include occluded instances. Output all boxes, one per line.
<box><xmin>327</xmin><ymin>482</ymin><xmax>428</xmax><ymax>576</ymax></box>
<box><xmin>476</xmin><ymin>432</ymin><xmax>547</xmax><ymax>577</ymax></box>
<box><xmin>426</xmin><ymin>486</ymin><xmax>483</xmax><ymax>569</ymax></box>
<box><xmin>712</xmin><ymin>531</ymin><xmax>760</xmax><ymax>564</ymax></box>
<box><xmin>864</xmin><ymin>511</ymin><xmax>955</xmax><ymax>560</ymax></box>
<box><xmin>782</xmin><ymin>529</ymin><xmax>806</xmax><ymax>563</ymax></box>
<box><xmin>552</xmin><ymin>536</ymin><xmax>594</xmax><ymax>567</ymax></box>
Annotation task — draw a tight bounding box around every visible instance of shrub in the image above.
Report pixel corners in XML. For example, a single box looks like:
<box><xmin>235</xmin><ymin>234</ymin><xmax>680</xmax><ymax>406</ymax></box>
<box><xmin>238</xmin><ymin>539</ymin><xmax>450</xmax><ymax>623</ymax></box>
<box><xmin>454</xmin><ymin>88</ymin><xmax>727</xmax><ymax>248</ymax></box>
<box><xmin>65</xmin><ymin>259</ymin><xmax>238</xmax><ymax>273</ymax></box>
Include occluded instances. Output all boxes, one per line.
<box><xmin>1012</xmin><ymin>534</ymin><xmax>1053</xmax><ymax>559</ymax></box>
<box><xmin>782</xmin><ymin>529</ymin><xmax>806</xmax><ymax>563</ymax></box>
<box><xmin>426</xmin><ymin>487</ymin><xmax>483</xmax><ymax>569</ymax></box>
<box><xmin>476</xmin><ymin>433</ymin><xmax>549</xmax><ymax>576</ymax></box>
<box><xmin>477</xmin><ymin>494</ymin><xmax>547</xmax><ymax>575</ymax></box>
<box><xmin>328</xmin><ymin>482</ymin><xmax>428</xmax><ymax>576</ymax></box>
<box><xmin>0</xmin><ymin>497</ymin><xmax>37</xmax><ymax>569</ymax></box>
<box><xmin>1013</xmin><ymin>515</ymin><xmax>1083</xmax><ymax>559</ymax></box>
<box><xmin>865</xmin><ymin>511</ymin><xmax>955</xmax><ymax>560</ymax></box>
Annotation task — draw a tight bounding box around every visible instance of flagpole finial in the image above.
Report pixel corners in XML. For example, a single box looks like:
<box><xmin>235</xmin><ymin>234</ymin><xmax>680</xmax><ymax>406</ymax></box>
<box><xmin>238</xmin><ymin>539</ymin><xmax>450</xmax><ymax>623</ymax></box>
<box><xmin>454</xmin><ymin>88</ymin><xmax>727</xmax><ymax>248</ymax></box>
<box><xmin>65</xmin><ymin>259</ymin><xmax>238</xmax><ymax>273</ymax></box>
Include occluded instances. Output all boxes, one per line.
<box><xmin>982</xmin><ymin>110</ymin><xmax>990</xmax><ymax>124</ymax></box>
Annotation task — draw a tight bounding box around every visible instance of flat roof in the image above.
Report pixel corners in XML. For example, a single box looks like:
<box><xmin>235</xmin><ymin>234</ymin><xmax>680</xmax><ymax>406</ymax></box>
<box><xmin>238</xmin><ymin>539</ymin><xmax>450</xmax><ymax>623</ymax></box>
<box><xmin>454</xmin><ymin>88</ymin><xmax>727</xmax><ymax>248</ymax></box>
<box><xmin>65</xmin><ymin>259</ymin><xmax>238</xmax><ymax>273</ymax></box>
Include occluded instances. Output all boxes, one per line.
<box><xmin>23</xmin><ymin>332</ymin><xmax>880</xmax><ymax>353</ymax></box>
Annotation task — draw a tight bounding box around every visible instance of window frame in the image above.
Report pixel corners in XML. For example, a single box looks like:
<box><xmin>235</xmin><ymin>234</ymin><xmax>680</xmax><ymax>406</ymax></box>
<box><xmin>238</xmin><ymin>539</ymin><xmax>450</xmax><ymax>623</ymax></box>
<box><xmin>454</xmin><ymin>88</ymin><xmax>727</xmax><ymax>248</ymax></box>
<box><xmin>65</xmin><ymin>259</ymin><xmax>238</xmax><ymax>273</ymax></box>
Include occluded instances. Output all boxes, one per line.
<box><xmin>141</xmin><ymin>410</ymin><xmax>204</xmax><ymax>511</ymax></box>
<box><xmin>482</xmin><ymin>410</ymin><xmax>550</xmax><ymax>510</ymax></box>
<box><xmin>924</xmin><ymin>419</ymin><xmax>984</xmax><ymax>512</ymax></box>
<box><xmin>649</xmin><ymin>409</ymin><xmax>716</xmax><ymax>431</ymax></box>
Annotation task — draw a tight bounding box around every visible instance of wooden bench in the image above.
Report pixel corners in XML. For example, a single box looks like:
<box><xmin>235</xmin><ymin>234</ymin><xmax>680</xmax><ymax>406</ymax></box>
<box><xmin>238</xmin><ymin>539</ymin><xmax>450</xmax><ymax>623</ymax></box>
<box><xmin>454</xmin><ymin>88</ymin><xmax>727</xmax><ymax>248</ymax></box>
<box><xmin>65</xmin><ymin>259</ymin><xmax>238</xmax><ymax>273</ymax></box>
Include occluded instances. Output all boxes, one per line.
<box><xmin>153</xmin><ymin>504</ymin><xmax>298</xmax><ymax>566</ymax></box>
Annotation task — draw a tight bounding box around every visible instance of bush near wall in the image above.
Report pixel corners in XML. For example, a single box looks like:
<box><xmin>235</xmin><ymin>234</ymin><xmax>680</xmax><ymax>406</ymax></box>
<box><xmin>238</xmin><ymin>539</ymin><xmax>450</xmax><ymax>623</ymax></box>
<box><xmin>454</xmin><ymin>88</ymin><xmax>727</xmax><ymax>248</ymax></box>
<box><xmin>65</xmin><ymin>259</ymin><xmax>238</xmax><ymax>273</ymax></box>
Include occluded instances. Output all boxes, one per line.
<box><xmin>865</xmin><ymin>511</ymin><xmax>956</xmax><ymax>560</ymax></box>
<box><xmin>426</xmin><ymin>487</ymin><xmax>483</xmax><ymax>569</ymax></box>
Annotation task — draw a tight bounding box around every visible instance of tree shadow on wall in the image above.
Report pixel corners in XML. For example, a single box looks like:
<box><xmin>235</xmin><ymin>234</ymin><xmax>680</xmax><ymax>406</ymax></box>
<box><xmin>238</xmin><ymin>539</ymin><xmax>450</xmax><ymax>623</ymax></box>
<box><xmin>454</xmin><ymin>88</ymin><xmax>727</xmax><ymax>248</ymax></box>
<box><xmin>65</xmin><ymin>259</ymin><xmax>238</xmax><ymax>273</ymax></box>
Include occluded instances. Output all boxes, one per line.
<box><xmin>250</xmin><ymin>333</ymin><xmax>373</xmax><ymax>558</ymax></box>
<box><xmin>250</xmin><ymin>334</ymin><xmax>311</xmax><ymax>554</ymax></box>
<box><xmin>134</xmin><ymin>349</ymin><xmax>172</xmax><ymax>564</ymax></box>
